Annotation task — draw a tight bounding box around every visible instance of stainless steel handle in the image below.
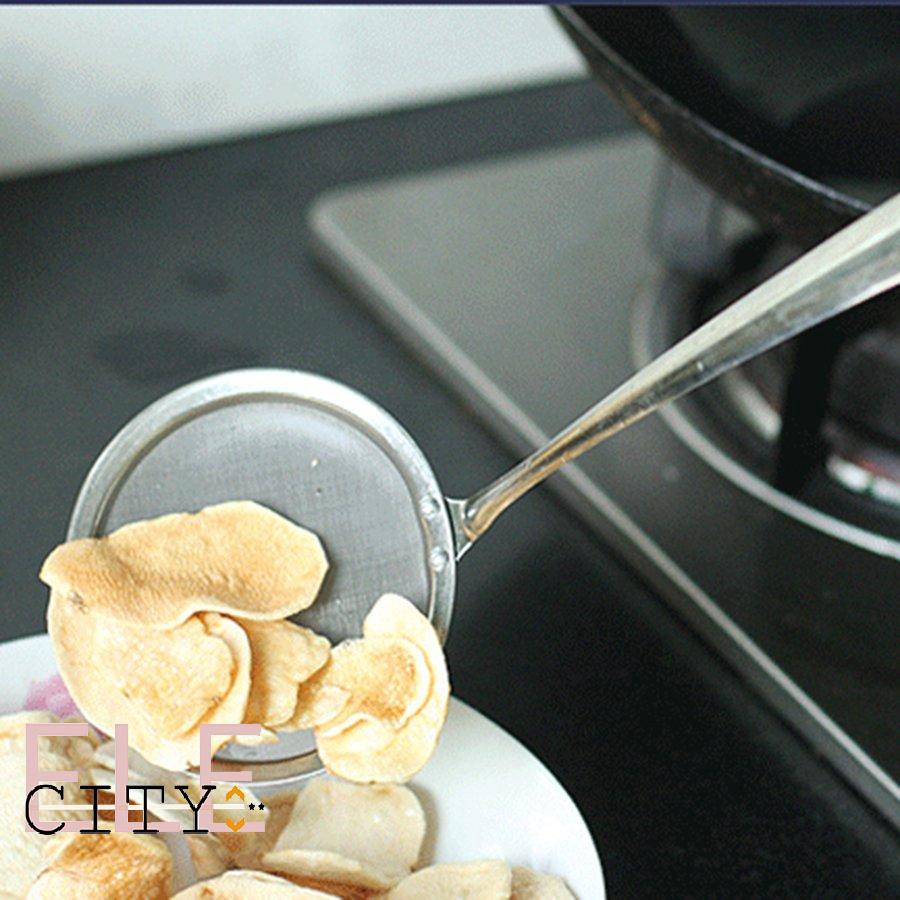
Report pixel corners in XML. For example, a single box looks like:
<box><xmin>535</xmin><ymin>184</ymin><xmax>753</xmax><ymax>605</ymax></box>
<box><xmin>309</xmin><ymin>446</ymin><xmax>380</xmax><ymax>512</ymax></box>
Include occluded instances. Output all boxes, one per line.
<box><xmin>450</xmin><ymin>192</ymin><xmax>900</xmax><ymax>557</ymax></box>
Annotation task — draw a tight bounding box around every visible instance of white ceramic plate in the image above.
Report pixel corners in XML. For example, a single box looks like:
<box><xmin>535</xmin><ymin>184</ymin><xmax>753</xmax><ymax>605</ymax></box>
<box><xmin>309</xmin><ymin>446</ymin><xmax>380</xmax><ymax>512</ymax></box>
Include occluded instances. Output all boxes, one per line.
<box><xmin>0</xmin><ymin>634</ymin><xmax>604</xmax><ymax>898</ymax></box>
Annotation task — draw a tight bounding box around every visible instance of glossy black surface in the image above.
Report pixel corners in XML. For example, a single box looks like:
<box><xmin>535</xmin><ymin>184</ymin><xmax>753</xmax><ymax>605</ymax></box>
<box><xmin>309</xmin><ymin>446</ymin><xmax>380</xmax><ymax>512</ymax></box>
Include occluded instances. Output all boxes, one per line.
<box><xmin>558</xmin><ymin>6</ymin><xmax>900</xmax><ymax>245</ymax></box>
<box><xmin>1</xmin><ymin>80</ymin><xmax>897</xmax><ymax>896</ymax></box>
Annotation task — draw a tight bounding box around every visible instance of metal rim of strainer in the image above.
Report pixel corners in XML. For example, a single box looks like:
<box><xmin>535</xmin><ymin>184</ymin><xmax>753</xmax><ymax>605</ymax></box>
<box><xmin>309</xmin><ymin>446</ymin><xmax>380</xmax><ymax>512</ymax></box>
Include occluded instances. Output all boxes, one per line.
<box><xmin>66</xmin><ymin>368</ymin><xmax>456</xmax><ymax>788</ymax></box>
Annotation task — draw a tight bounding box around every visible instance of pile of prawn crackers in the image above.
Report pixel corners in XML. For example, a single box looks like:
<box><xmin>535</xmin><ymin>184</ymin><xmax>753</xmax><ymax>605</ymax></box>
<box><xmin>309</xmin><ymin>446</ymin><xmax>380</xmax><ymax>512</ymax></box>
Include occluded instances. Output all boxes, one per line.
<box><xmin>0</xmin><ymin>501</ymin><xmax>575</xmax><ymax>898</ymax></box>
<box><xmin>40</xmin><ymin>501</ymin><xmax>446</xmax><ymax>780</ymax></box>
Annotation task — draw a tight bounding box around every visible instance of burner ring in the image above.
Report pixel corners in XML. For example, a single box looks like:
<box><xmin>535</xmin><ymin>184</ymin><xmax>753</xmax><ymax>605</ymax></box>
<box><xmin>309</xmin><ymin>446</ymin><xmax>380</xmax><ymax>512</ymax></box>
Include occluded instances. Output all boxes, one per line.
<box><xmin>630</xmin><ymin>270</ymin><xmax>900</xmax><ymax>561</ymax></box>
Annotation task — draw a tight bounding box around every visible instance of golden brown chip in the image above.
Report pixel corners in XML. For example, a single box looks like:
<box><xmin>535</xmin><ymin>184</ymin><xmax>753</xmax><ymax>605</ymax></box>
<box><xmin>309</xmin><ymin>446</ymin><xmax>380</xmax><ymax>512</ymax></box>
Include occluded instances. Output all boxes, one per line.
<box><xmin>217</xmin><ymin>789</ymin><xmax>296</xmax><ymax>870</ymax></box>
<box><xmin>0</xmin><ymin>710</ymin><xmax>57</xmax><ymax>738</ymax></box>
<box><xmin>89</xmin><ymin>742</ymin><xmax>196</xmax><ymax>830</ymax></box>
<box><xmin>58</xmin><ymin>718</ymin><xmax>101</xmax><ymax>770</ymax></box>
<box><xmin>313</xmin><ymin>637</ymin><xmax>430</xmax><ymax>738</ymax></box>
<box><xmin>145</xmin><ymin>611</ymin><xmax>252</xmax><ymax>770</ymax></box>
<box><xmin>279</xmin><ymin>669</ymin><xmax>349</xmax><ymax>733</ymax></box>
<box><xmin>172</xmin><ymin>869</ymin><xmax>336</xmax><ymax>898</ymax></box>
<box><xmin>233</xmin><ymin>726</ymin><xmax>280</xmax><ymax>746</ymax></box>
<box><xmin>240</xmin><ymin>619</ymin><xmax>331</xmax><ymax>729</ymax></box>
<box><xmin>362</xmin><ymin>594</ymin><xmax>443</xmax><ymax>657</ymax></box>
<box><xmin>386</xmin><ymin>860</ymin><xmax>512</xmax><ymax>899</ymax></box>
<box><xmin>87</xmin><ymin>765</ymin><xmax>172</xmax><ymax>825</ymax></box>
<box><xmin>85</xmin><ymin>784</ymin><xmax>149</xmax><ymax>825</ymax></box>
<box><xmin>98</xmin><ymin>774</ymin><xmax>273</xmax><ymax>868</ymax></box>
<box><xmin>263</xmin><ymin>850</ymin><xmax>395</xmax><ymax>894</ymax></box>
<box><xmin>40</xmin><ymin>501</ymin><xmax>329</xmax><ymax>629</ymax></box>
<box><xmin>511</xmin><ymin>865</ymin><xmax>575</xmax><ymax>899</ymax></box>
<box><xmin>98</xmin><ymin>614</ymin><xmax>234</xmax><ymax>739</ymax></box>
<box><xmin>316</xmin><ymin>595</ymin><xmax>449</xmax><ymax>783</ymax></box>
<box><xmin>260</xmin><ymin>876</ymin><xmax>368</xmax><ymax>900</ymax></box>
<box><xmin>0</xmin><ymin>711</ymin><xmax>94</xmax><ymax>897</ymax></box>
<box><xmin>316</xmin><ymin>717</ymin><xmax>396</xmax><ymax>758</ymax></box>
<box><xmin>26</xmin><ymin>832</ymin><xmax>173</xmax><ymax>900</ymax></box>
<box><xmin>189</xmin><ymin>780</ymin><xmax>269</xmax><ymax>834</ymax></box>
<box><xmin>185</xmin><ymin>835</ymin><xmax>231</xmax><ymax>880</ymax></box>
<box><xmin>92</xmin><ymin>788</ymin><xmax>116</xmax><ymax>823</ymax></box>
<box><xmin>264</xmin><ymin>779</ymin><xmax>424</xmax><ymax>891</ymax></box>
<box><xmin>50</xmin><ymin>595</ymin><xmax>251</xmax><ymax>770</ymax></box>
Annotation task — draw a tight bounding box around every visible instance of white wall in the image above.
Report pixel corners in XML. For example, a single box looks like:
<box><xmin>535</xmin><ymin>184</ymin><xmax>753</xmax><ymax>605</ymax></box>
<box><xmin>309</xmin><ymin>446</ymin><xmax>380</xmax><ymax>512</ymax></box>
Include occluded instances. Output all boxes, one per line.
<box><xmin>0</xmin><ymin>6</ymin><xmax>583</xmax><ymax>178</ymax></box>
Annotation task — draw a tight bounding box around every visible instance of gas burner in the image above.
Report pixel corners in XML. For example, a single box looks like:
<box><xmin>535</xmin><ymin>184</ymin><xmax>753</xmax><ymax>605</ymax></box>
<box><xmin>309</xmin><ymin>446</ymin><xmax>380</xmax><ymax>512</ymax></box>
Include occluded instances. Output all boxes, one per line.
<box><xmin>638</xmin><ymin>170</ymin><xmax>900</xmax><ymax>545</ymax></box>
<box><xmin>698</xmin><ymin>239</ymin><xmax>900</xmax><ymax>505</ymax></box>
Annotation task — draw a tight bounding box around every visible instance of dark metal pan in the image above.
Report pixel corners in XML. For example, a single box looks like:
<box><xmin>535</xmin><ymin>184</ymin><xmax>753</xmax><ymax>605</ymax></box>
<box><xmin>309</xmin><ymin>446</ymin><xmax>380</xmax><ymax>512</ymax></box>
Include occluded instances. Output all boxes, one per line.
<box><xmin>555</xmin><ymin>6</ymin><xmax>900</xmax><ymax>247</ymax></box>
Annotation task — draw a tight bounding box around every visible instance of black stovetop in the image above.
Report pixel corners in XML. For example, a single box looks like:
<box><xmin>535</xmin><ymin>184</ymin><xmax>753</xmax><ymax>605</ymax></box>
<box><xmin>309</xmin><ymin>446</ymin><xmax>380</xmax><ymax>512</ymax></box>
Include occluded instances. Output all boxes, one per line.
<box><xmin>1</xmin><ymin>80</ymin><xmax>897</xmax><ymax>896</ymax></box>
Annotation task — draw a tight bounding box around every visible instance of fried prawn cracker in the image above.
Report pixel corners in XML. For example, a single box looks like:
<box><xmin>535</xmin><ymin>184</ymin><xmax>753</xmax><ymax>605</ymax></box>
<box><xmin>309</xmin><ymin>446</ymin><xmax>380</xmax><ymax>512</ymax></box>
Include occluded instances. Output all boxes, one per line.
<box><xmin>40</xmin><ymin>502</ymin><xmax>328</xmax><ymax>629</ymax></box>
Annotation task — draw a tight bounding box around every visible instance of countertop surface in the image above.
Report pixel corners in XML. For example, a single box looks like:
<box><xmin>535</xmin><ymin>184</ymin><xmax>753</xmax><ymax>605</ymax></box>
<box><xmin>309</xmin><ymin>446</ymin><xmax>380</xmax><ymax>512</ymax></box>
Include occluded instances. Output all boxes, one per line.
<box><xmin>1</xmin><ymin>79</ymin><xmax>897</xmax><ymax>897</ymax></box>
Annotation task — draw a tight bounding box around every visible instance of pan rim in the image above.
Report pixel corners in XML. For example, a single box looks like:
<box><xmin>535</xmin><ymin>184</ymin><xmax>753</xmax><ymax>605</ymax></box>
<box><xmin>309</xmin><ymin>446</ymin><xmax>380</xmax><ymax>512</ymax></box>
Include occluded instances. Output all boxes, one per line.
<box><xmin>554</xmin><ymin>5</ymin><xmax>871</xmax><ymax>245</ymax></box>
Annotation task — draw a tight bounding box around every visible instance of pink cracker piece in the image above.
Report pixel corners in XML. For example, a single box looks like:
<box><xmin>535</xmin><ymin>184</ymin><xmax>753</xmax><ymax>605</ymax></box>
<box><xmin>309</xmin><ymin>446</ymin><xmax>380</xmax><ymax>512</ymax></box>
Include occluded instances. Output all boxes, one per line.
<box><xmin>24</xmin><ymin>673</ymin><xmax>79</xmax><ymax>718</ymax></box>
